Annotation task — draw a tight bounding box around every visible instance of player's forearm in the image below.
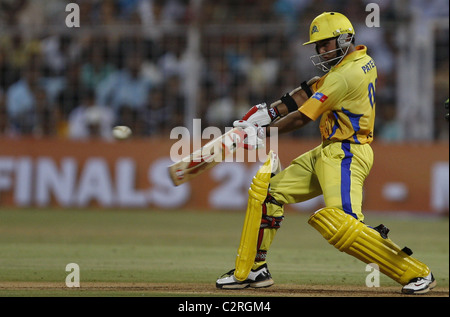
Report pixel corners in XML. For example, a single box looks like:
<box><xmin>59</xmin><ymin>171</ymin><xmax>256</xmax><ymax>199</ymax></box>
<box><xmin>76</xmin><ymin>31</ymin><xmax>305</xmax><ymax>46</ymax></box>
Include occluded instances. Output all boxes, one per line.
<box><xmin>268</xmin><ymin>110</ymin><xmax>311</xmax><ymax>136</ymax></box>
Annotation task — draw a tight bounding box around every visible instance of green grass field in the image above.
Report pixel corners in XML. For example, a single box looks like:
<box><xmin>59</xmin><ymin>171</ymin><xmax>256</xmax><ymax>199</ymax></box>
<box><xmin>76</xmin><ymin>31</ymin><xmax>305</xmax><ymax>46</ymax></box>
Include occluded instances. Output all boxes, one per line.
<box><xmin>0</xmin><ymin>208</ymin><xmax>448</xmax><ymax>297</ymax></box>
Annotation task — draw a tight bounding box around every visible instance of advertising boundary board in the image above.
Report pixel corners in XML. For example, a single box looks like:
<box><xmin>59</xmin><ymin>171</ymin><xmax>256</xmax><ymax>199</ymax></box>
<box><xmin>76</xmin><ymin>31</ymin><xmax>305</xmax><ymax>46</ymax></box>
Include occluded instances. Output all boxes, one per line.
<box><xmin>0</xmin><ymin>137</ymin><xmax>448</xmax><ymax>214</ymax></box>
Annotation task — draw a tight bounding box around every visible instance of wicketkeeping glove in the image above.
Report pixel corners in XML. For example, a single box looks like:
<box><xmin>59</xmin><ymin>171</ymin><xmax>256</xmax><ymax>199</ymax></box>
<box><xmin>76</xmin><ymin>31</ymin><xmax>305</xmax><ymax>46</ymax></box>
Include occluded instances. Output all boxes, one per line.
<box><xmin>233</xmin><ymin>120</ymin><xmax>265</xmax><ymax>150</ymax></box>
<box><xmin>240</xmin><ymin>103</ymin><xmax>280</xmax><ymax>127</ymax></box>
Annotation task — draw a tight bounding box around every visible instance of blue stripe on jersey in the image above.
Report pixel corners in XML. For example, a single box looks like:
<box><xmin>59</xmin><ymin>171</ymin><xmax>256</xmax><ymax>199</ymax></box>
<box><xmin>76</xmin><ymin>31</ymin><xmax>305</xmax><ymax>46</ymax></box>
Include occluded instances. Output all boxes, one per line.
<box><xmin>341</xmin><ymin>142</ymin><xmax>358</xmax><ymax>219</ymax></box>
<box><xmin>327</xmin><ymin>111</ymin><xmax>340</xmax><ymax>139</ymax></box>
<box><xmin>341</xmin><ymin>108</ymin><xmax>363</xmax><ymax>144</ymax></box>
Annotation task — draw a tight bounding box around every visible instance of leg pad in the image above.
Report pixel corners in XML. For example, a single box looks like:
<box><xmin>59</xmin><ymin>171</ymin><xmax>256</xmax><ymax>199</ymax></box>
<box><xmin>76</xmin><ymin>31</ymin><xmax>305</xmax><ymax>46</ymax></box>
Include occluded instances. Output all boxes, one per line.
<box><xmin>308</xmin><ymin>207</ymin><xmax>430</xmax><ymax>285</ymax></box>
<box><xmin>234</xmin><ymin>151</ymin><xmax>278</xmax><ymax>281</ymax></box>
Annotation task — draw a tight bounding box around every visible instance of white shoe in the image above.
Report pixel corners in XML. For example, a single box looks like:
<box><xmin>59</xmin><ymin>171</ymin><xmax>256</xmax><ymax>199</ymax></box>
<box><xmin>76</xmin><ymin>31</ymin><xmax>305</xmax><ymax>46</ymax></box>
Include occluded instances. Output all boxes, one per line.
<box><xmin>216</xmin><ymin>264</ymin><xmax>274</xmax><ymax>289</ymax></box>
<box><xmin>401</xmin><ymin>272</ymin><xmax>436</xmax><ymax>295</ymax></box>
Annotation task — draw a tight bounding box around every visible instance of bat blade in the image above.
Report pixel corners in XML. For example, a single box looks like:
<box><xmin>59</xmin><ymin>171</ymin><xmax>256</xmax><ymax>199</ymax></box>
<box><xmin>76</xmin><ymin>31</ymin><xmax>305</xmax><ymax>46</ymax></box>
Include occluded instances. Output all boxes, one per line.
<box><xmin>168</xmin><ymin>127</ymin><xmax>246</xmax><ymax>186</ymax></box>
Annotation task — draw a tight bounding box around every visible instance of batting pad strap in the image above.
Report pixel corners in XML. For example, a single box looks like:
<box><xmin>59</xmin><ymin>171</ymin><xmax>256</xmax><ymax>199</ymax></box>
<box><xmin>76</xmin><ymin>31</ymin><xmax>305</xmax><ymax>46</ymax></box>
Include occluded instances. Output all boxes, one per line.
<box><xmin>308</xmin><ymin>207</ymin><xmax>430</xmax><ymax>285</ymax></box>
<box><xmin>260</xmin><ymin>215</ymin><xmax>284</xmax><ymax>229</ymax></box>
<box><xmin>255</xmin><ymin>250</ymin><xmax>267</xmax><ymax>262</ymax></box>
<box><xmin>264</xmin><ymin>194</ymin><xmax>283</xmax><ymax>207</ymax></box>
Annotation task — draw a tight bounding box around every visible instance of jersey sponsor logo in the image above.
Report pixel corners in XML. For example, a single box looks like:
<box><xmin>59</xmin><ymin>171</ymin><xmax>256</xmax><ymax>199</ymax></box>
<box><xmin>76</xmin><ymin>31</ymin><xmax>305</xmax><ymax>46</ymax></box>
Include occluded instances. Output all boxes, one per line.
<box><xmin>312</xmin><ymin>92</ymin><xmax>328</xmax><ymax>103</ymax></box>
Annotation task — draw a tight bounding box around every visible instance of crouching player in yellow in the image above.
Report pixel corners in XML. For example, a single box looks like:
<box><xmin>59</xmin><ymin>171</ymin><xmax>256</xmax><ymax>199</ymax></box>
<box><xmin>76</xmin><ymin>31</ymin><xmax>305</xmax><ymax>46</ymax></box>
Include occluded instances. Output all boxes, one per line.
<box><xmin>216</xmin><ymin>12</ymin><xmax>436</xmax><ymax>295</ymax></box>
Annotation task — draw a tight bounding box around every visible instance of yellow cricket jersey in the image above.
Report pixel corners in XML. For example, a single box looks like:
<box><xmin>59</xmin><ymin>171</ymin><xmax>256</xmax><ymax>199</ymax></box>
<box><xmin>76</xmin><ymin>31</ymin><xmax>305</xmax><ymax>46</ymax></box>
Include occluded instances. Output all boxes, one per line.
<box><xmin>299</xmin><ymin>45</ymin><xmax>377</xmax><ymax>144</ymax></box>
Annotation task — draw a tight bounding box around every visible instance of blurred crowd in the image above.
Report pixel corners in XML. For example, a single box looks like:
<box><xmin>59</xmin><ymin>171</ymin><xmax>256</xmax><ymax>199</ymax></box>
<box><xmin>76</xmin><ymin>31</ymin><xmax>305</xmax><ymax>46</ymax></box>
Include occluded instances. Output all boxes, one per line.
<box><xmin>0</xmin><ymin>0</ymin><xmax>448</xmax><ymax>141</ymax></box>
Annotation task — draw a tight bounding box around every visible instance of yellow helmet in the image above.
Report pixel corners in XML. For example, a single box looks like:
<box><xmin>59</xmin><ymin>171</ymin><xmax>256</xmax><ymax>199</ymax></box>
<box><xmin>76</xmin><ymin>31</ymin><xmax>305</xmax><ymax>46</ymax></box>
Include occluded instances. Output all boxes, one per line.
<box><xmin>303</xmin><ymin>12</ymin><xmax>355</xmax><ymax>72</ymax></box>
<box><xmin>303</xmin><ymin>12</ymin><xmax>355</xmax><ymax>46</ymax></box>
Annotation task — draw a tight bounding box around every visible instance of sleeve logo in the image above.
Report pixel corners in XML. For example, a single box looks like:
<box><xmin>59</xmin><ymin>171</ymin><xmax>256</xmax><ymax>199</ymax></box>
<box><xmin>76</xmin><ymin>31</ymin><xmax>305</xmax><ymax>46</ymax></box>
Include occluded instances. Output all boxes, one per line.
<box><xmin>312</xmin><ymin>92</ymin><xmax>328</xmax><ymax>103</ymax></box>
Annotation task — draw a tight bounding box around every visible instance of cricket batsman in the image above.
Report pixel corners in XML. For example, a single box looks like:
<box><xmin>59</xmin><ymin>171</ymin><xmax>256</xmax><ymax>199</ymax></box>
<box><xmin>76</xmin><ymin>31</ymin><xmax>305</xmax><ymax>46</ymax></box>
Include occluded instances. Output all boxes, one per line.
<box><xmin>216</xmin><ymin>12</ymin><xmax>436</xmax><ymax>295</ymax></box>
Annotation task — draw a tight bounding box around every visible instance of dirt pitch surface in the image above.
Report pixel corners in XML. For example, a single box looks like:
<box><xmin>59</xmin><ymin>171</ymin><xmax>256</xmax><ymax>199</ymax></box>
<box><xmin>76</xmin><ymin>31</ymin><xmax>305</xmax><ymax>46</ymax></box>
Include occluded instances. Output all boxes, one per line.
<box><xmin>1</xmin><ymin>282</ymin><xmax>448</xmax><ymax>297</ymax></box>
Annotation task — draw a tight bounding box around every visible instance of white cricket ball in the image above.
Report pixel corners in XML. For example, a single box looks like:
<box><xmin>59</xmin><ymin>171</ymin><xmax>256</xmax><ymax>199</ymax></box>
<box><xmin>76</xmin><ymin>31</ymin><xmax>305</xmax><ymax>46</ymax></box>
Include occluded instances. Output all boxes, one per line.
<box><xmin>112</xmin><ymin>126</ymin><xmax>132</xmax><ymax>140</ymax></box>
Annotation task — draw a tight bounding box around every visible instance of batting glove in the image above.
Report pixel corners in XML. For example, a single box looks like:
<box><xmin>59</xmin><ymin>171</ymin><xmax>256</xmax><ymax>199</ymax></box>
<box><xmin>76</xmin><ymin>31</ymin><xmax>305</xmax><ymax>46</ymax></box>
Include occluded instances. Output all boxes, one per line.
<box><xmin>233</xmin><ymin>120</ymin><xmax>265</xmax><ymax>150</ymax></box>
<box><xmin>240</xmin><ymin>103</ymin><xmax>280</xmax><ymax>127</ymax></box>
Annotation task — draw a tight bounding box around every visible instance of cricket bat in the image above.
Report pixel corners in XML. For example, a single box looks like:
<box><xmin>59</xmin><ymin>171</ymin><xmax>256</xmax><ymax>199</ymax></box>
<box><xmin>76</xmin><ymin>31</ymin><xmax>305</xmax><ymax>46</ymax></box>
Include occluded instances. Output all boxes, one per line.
<box><xmin>168</xmin><ymin>127</ymin><xmax>247</xmax><ymax>186</ymax></box>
